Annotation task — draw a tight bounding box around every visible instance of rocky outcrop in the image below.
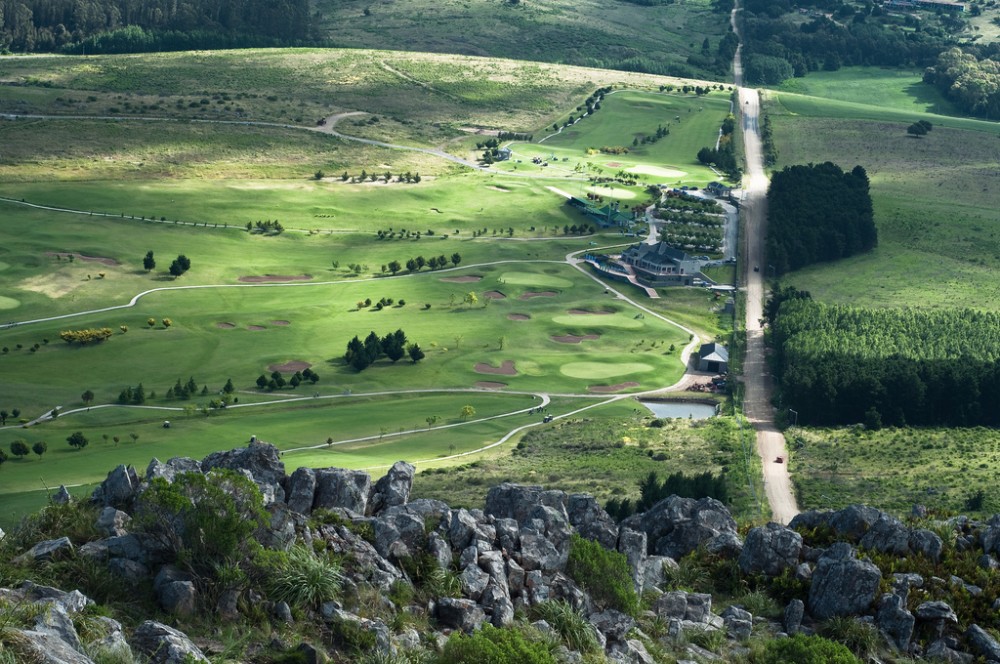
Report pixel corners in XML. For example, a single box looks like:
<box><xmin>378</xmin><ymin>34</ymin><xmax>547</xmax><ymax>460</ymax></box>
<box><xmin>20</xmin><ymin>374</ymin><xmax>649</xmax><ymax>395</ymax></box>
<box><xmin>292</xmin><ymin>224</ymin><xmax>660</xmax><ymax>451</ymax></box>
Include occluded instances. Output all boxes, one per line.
<box><xmin>368</xmin><ymin>461</ymin><xmax>415</xmax><ymax>515</ymax></box>
<box><xmin>807</xmin><ymin>542</ymin><xmax>881</xmax><ymax>619</ymax></box>
<box><xmin>622</xmin><ymin>496</ymin><xmax>740</xmax><ymax>559</ymax></box>
<box><xmin>14</xmin><ymin>536</ymin><xmax>73</xmax><ymax>564</ymax></box>
<box><xmin>131</xmin><ymin>621</ymin><xmax>209</xmax><ymax>663</ymax></box>
<box><xmin>966</xmin><ymin>624</ymin><xmax>1000</xmax><ymax>661</ymax></box>
<box><xmin>201</xmin><ymin>440</ymin><xmax>286</xmax><ymax>504</ymax></box>
<box><xmin>91</xmin><ymin>464</ymin><xmax>140</xmax><ymax>508</ymax></box>
<box><xmin>314</xmin><ymin>468</ymin><xmax>372</xmax><ymax>514</ymax></box>
<box><xmin>738</xmin><ymin>522</ymin><xmax>801</xmax><ymax>577</ymax></box>
<box><xmin>877</xmin><ymin>593</ymin><xmax>914</xmax><ymax>652</ymax></box>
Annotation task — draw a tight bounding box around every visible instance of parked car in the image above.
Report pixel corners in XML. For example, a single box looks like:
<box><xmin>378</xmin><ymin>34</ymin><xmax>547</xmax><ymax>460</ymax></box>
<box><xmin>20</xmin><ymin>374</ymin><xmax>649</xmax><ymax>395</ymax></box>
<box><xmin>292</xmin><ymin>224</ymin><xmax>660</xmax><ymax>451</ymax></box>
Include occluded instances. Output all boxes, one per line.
<box><xmin>775</xmin><ymin>456</ymin><xmax>783</xmax><ymax>463</ymax></box>
<box><xmin>754</xmin><ymin>265</ymin><xmax>760</xmax><ymax>272</ymax></box>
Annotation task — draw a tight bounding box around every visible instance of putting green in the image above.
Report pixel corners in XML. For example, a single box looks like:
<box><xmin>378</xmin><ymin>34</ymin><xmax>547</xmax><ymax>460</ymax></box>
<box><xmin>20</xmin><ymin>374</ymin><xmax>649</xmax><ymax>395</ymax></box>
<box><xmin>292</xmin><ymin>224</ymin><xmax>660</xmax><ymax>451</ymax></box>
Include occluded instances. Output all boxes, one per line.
<box><xmin>499</xmin><ymin>272</ymin><xmax>573</xmax><ymax>288</ymax></box>
<box><xmin>586</xmin><ymin>186</ymin><xmax>637</xmax><ymax>199</ymax></box>
<box><xmin>560</xmin><ymin>361</ymin><xmax>653</xmax><ymax>379</ymax></box>
<box><xmin>0</xmin><ymin>296</ymin><xmax>20</xmax><ymax>310</ymax></box>
<box><xmin>551</xmin><ymin>314</ymin><xmax>643</xmax><ymax>329</ymax></box>
<box><xmin>627</xmin><ymin>165</ymin><xmax>686</xmax><ymax>178</ymax></box>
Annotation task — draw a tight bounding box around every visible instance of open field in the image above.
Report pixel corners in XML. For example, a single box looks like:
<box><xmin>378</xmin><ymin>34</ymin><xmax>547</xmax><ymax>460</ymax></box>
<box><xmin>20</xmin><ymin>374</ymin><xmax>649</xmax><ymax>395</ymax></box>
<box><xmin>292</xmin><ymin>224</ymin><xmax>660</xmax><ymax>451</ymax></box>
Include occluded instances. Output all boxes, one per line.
<box><xmin>767</xmin><ymin>99</ymin><xmax>1000</xmax><ymax>309</ymax></box>
<box><xmin>492</xmin><ymin>90</ymin><xmax>732</xmax><ymax>187</ymax></box>
<box><xmin>789</xmin><ymin>426</ymin><xmax>1000</xmax><ymax>518</ymax></box>
<box><xmin>414</xmin><ymin>407</ymin><xmax>763</xmax><ymax>521</ymax></box>
<box><xmin>315</xmin><ymin>0</ymin><xmax>730</xmax><ymax>80</ymax></box>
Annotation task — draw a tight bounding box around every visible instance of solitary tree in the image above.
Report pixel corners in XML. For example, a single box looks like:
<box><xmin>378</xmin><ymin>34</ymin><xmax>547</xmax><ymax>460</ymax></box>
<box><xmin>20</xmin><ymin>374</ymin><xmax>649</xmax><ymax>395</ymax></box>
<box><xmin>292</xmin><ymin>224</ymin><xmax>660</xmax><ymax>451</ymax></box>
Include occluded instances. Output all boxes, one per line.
<box><xmin>81</xmin><ymin>390</ymin><xmax>95</xmax><ymax>406</ymax></box>
<box><xmin>10</xmin><ymin>440</ymin><xmax>29</xmax><ymax>459</ymax></box>
<box><xmin>162</xmin><ymin>318</ymin><xmax>172</xmax><ymax>328</ymax></box>
<box><xmin>223</xmin><ymin>378</ymin><xmax>235</xmax><ymax>394</ymax></box>
<box><xmin>408</xmin><ymin>343</ymin><xmax>425</xmax><ymax>363</ymax></box>
<box><xmin>32</xmin><ymin>441</ymin><xmax>47</xmax><ymax>458</ymax></box>
<box><xmin>147</xmin><ymin>318</ymin><xmax>156</xmax><ymax>328</ymax></box>
<box><xmin>129</xmin><ymin>432</ymin><xmax>139</xmax><ymax>443</ymax></box>
<box><xmin>143</xmin><ymin>251</ymin><xmax>155</xmax><ymax>272</ymax></box>
<box><xmin>67</xmin><ymin>431</ymin><xmax>89</xmax><ymax>450</ymax></box>
<box><xmin>0</xmin><ymin>410</ymin><xmax>7</xmax><ymax>425</ymax></box>
<box><xmin>451</xmin><ymin>253</ymin><xmax>462</xmax><ymax>267</ymax></box>
<box><xmin>460</xmin><ymin>405</ymin><xmax>476</xmax><ymax>420</ymax></box>
<box><xmin>11</xmin><ymin>408</ymin><xmax>19</xmax><ymax>419</ymax></box>
<box><xmin>906</xmin><ymin>122</ymin><xmax>928</xmax><ymax>137</ymax></box>
<box><xmin>464</xmin><ymin>291</ymin><xmax>479</xmax><ymax>307</ymax></box>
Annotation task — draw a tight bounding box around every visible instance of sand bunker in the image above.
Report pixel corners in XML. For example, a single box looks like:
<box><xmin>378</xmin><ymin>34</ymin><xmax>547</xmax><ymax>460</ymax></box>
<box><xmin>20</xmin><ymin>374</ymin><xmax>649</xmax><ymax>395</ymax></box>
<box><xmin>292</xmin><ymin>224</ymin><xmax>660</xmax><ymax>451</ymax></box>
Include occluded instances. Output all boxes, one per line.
<box><xmin>551</xmin><ymin>334</ymin><xmax>601</xmax><ymax>344</ymax></box>
<box><xmin>238</xmin><ymin>274</ymin><xmax>312</xmax><ymax>283</ymax></box>
<box><xmin>626</xmin><ymin>165</ymin><xmax>686</xmax><ymax>178</ymax></box>
<box><xmin>605</xmin><ymin>162</ymin><xmax>623</xmax><ymax>167</ymax></box>
<box><xmin>475</xmin><ymin>381</ymin><xmax>507</xmax><ymax>390</ymax></box>
<box><xmin>507</xmin><ymin>313</ymin><xmax>530</xmax><ymax>321</ymax></box>
<box><xmin>474</xmin><ymin>360</ymin><xmax>517</xmax><ymax>376</ymax></box>
<box><xmin>520</xmin><ymin>291</ymin><xmax>558</xmax><ymax>300</ymax></box>
<box><xmin>247</xmin><ymin>325</ymin><xmax>267</xmax><ymax>331</ymax></box>
<box><xmin>440</xmin><ymin>275</ymin><xmax>482</xmax><ymax>283</ymax></box>
<box><xmin>486</xmin><ymin>186</ymin><xmax>510</xmax><ymax>193</ymax></box>
<box><xmin>268</xmin><ymin>360</ymin><xmax>312</xmax><ymax>373</ymax></box>
<box><xmin>270</xmin><ymin>320</ymin><xmax>291</xmax><ymax>326</ymax></box>
<box><xmin>568</xmin><ymin>308</ymin><xmax>613</xmax><ymax>315</ymax></box>
<box><xmin>589</xmin><ymin>382</ymin><xmax>640</xmax><ymax>393</ymax></box>
<box><xmin>45</xmin><ymin>252</ymin><xmax>119</xmax><ymax>266</ymax></box>
<box><xmin>483</xmin><ymin>291</ymin><xmax>507</xmax><ymax>300</ymax></box>
<box><xmin>215</xmin><ymin>322</ymin><xmax>236</xmax><ymax>329</ymax></box>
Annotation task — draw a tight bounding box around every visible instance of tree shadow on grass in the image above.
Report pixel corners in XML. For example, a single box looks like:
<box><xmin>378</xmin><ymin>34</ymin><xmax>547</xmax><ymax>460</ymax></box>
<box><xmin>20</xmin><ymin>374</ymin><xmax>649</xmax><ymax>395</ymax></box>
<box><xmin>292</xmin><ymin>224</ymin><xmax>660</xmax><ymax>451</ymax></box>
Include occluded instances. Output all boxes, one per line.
<box><xmin>902</xmin><ymin>82</ymin><xmax>962</xmax><ymax>117</ymax></box>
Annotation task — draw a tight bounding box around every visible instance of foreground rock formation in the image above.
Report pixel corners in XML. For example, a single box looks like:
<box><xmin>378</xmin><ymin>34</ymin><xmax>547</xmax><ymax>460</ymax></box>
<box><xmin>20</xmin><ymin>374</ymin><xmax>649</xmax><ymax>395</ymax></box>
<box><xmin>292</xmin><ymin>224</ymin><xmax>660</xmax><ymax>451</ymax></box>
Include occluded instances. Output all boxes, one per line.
<box><xmin>2</xmin><ymin>441</ymin><xmax>1000</xmax><ymax>663</ymax></box>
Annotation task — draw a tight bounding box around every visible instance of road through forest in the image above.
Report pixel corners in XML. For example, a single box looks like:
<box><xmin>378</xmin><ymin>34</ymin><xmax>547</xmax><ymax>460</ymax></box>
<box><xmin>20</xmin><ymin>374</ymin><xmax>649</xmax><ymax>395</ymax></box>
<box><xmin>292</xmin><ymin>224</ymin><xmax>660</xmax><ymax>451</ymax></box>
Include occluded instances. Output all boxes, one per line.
<box><xmin>732</xmin><ymin>2</ymin><xmax>799</xmax><ymax>524</ymax></box>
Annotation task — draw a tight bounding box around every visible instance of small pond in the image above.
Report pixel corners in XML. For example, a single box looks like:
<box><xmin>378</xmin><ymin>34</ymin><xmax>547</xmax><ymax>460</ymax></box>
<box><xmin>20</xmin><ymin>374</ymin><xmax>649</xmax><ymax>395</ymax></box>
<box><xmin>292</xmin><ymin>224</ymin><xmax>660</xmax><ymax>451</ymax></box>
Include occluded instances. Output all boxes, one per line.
<box><xmin>641</xmin><ymin>401</ymin><xmax>717</xmax><ymax>420</ymax></box>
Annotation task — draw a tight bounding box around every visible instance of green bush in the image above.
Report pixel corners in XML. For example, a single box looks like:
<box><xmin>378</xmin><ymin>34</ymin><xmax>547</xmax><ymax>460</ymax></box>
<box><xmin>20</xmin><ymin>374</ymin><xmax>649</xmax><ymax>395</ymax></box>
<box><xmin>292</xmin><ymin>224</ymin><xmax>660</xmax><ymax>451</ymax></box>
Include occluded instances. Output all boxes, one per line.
<box><xmin>751</xmin><ymin>634</ymin><xmax>860</xmax><ymax>664</ymax></box>
<box><xmin>530</xmin><ymin>600</ymin><xmax>600</xmax><ymax>653</ymax></box>
<box><xmin>267</xmin><ymin>545</ymin><xmax>344</xmax><ymax>610</ymax></box>
<box><xmin>566</xmin><ymin>534</ymin><xmax>639</xmax><ymax>616</ymax></box>
<box><xmin>439</xmin><ymin>625</ymin><xmax>556</xmax><ymax>664</ymax></box>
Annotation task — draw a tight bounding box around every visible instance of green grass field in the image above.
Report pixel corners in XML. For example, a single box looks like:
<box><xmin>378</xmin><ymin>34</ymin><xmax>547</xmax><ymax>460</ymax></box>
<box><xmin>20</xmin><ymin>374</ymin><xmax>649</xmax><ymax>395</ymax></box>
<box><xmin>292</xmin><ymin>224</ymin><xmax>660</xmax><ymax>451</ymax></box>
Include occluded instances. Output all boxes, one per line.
<box><xmin>0</xmin><ymin>50</ymin><xmax>737</xmax><ymax>526</ymax></box>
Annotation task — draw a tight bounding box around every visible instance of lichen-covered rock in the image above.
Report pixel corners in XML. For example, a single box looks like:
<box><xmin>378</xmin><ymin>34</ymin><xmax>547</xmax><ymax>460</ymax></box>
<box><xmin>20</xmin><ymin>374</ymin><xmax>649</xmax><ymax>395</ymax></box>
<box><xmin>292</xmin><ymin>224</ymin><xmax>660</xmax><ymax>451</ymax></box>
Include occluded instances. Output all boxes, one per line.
<box><xmin>91</xmin><ymin>464</ymin><xmax>140</xmax><ymax>508</ymax></box>
<box><xmin>623</xmin><ymin>496</ymin><xmax>738</xmax><ymax>560</ymax></box>
<box><xmin>859</xmin><ymin>514</ymin><xmax>911</xmax><ymax>556</ymax></box>
<box><xmin>721</xmin><ymin>606</ymin><xmax>753</xmax><ymax>640</ymax></box>
<box><xmin>313</xmin><ymin>468</ymin><xmax>371</xmax><ymax>514</ymax></box>
<box><xmin>368</xmin><ymin>461</ymin><xmax>415</xmax><ymax>515</ymax></box>
<box><xmin>966</xmin><ymin>624</ymin><xmax>1000</xmax><ymax>661</ymax></box>
<box><xmin>589</xmin><ymin>609</ymin><xmax>636</xmax><ymax>641</ymax></box>
<box><xmin>807</xmin><ymin>542</ymin><xmax>881</xmax><ymax>619</ymax></box>
<box><xmin>877</xmin><ymin>593</ymin><xmax>914</xmax><ymax>652</ymax></box>
<box><xmin>909</xmin><ymin>529</ymin><xmax>944</xmax><ymax>562</ymax></box>
<box><xmin>158</xmin><ymin>581</ymin><xmax>197</xmax><ymax>616</ymax></box>
<box><xmin>738</xmin><ymin>522</ymin><xmax>802</xmax><ymax>577</ymax></box>
<box><xmin>14</xmin><ymin>536</ymin><xmax>74</xmax><ymax>564</ymax></box>
<box><xmin>286</xmin><ymin>467</ymin><xmax>317</xmax><ymax>515</ymax></box>
<box><xmin>145</xmin><ymin>457</ymin><xmax>202</xmax><ymax>484</ymax></box>
<box><xmin>435</xmin><ymin>597</ymin><xmax>485</xmax><ymax>632</ymax></box>
<box><xmin>828</xmin><ymin>505</ymin><xmax>883</xmax><ymax>541</ymax></box>
<box><xmin>566</xmin><ymin>493</ymin><xmax>618</xmax><ymax>550</ymax></box>
<box><xmin>201</xmin><ymin>441</ymin><xmax>286</xmax><ymax>504</ymax></box>
<box><xmin>915</xmin><ymin>600</ymin><xmax>958</xmax><ymax>623</ymax></box>
<box><xmin>654</xmin><ymin>591</ymin><xmax>713</xmax><ymax>623</ymax></box>
<box><xmin>95</xmin><ymin>506</ymin><xmax>131</xmax><ymax>538</ymax></box>
<box><xmin>484</xmin><ymin>484</ymin><xmax>567</xmax><ymax>524</ymax></box>
<box><xmin>131</xmin><ymin>621</ymin><xmax>208</xmax><ymax>663</ymax></box>
<box><xmin>108</xmin><ymin>558</ymin><xmax>149</xmax><ymax>586</ymax></box>
<box><xmin>784</xmin><ymin>598</ymin><xmax>804</xmax><ymax>635</ymax></box>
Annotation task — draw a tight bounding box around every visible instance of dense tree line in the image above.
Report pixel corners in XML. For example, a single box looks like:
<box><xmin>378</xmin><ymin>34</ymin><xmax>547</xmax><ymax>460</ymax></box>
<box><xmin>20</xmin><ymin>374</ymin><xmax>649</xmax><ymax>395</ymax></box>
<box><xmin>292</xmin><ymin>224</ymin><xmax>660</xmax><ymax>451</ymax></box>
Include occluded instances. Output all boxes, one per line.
<box><xmin>765</xmin><ymin>162</ymin><xmax>876</xmax><ymax>275</ymax></box>
<box><xmin>60</xmin><ymin>327</ymin><xmax>113</xmax><ymax>344</ymax></box>
<box><xmin>0</xmin><ymin>0</ymin><xmax>316</xmax><ymax>52</ymax></box>
<box><xmin>924</xmin><ymin>48</ymin><xmax>1000</xmax><ymax>120</ymax></box>
<box><xmin>696</xmin><ymin>112</ymin><xmax>739</xmax><ymax>180</ymax></box>
<box><xmin>604</xmin><ymin>470</ymin><xmax>728</xmax><ymax>521</ymax></box>
<box><xmin>739</xmin><ymin>0</ymin><xmax>962</xmax><ymax>85</ymax></box>
<box><xmin>770</xmin><ymin>296</ymin><xmax>1000</xmax><ymax>427</ymax></box>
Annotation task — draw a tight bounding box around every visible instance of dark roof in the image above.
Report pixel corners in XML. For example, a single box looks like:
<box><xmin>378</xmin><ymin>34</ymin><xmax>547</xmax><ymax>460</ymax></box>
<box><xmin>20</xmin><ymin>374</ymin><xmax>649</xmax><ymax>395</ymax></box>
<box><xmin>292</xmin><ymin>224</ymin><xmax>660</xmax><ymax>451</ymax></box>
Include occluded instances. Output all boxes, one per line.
<box><xmin>623</xmin><ymin>241</ymin><xmax>691</xmax><ymax>266</ymax></box>
<box><xmin>699</xmin><ymin>342</ymin><xmax>729</xmax><ymax>363</ymax></box>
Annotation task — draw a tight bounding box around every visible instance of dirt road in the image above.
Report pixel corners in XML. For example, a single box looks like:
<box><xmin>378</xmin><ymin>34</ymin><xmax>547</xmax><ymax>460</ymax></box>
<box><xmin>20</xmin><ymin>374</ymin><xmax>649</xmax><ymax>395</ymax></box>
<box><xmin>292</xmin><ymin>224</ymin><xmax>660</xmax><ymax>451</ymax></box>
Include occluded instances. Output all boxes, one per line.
<box><xmin>733</xmin><ymin>2</ymin><xmax>800</xmax><ymax>524</ymax></box>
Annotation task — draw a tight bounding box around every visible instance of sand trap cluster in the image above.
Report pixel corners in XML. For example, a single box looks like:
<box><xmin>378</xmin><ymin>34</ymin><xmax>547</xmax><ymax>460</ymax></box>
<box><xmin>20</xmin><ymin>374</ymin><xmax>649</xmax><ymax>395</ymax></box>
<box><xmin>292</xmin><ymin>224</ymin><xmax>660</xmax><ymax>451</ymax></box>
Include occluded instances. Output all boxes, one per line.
<box><xmin>483</xmin><ymin>290</ymin><xmax>507</xmax><ymax>299</ymax></box>
<box><xmin>475</xmin><ymin>381</ymin><xmax>507</xmax><ymax>389</ymax></box>
<box><xmin>520</xmin><ymin>291</ymin><xmax>557</xmax><ymax>300</ymax></box>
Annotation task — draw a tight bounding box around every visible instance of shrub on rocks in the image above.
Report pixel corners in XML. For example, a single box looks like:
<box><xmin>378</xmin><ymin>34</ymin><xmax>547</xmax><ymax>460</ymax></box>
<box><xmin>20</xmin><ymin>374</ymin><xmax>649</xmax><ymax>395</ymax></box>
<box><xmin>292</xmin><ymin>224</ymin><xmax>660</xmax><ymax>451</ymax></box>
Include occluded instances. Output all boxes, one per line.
<box><xmin>440</xmin><ymin>624</ymin><xmax>556</xmax><ymax>664</ymax></box>
<box><xmin>566</xmin><ymin>534</ymin><xmax>639</xmax><ymax>616</ymax></box>
<box><xmin>751</xmin><ymin>633</ymin><xmax>860</xmax><ymax>664</ymax></box>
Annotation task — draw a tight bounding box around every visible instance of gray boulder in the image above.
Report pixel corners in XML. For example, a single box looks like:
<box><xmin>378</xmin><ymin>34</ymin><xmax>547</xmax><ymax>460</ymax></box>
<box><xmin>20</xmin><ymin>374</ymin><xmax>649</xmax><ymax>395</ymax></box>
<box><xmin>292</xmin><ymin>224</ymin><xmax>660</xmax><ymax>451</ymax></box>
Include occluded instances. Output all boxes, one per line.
<box><xmin>654</xmin><ymin>591</ymin><xmax>713</xmax><ymax>623</ymax></box>
<box><xmin>484</xmin><ymin>484</ymin><xmax>567</xmax><ymax>524</ymax></box>
<box><xmin>909</xmin><ymin>529</ymin><xmax>944</xmax><ymax>562</ymax></box>
<box><xmin>91</xmin><ymin>464</ymin><xmax>140</xmax><ymax>508</ymax></box>
<box><xmin>608</xmin><ymin>639</ymin><xmax>655</xmax><ymax>664</ymax></box>
<box><xmin>807</xmin><ymin>542</ymin><xmax>881</xmax><ymax>619</ymax></box>
<box><xmin>436</xmin><ymin>597</ymin><xmax>486</xmax><ymax>632</ymax></box>
<box><xmin>738</xmin><ymin>522</ymin><xmax>802</xmax><ymax>577</ymax></box>
<box><xmin>12</xmin><ymin>628</ymin><xmax>94</xmax><ymax>664</ymax></box>
<box><xmin>966</xmin><ymin>624</ymin><xmax>1000</xmax><ymax>661</ymax></box>
<box><xmin>567</xmin><ymin>493</ymin><xmax>618</xmax><ymax>549</ymax></box>
<box><xmin>915</xmin><ymin>600</ymin><xmax>958</xmax><ymax>623</ymax></box>
<box><xmin>623</xmin><ymin>496</ymin><xmax>738</xmax><ymax>559</ymax></box>
<box><xmin>286</xmin><ymin>467</ymin><xmax>317</xmax><ymax>515</ymax></box>
<box><xmin>721</xmin><ymin>606</ymin><xmax>753</xmax><ymax>640</ymax></box>
<box><xmin>876</xmin><ymin>593</ymin><xmax>914</xmax><ymax>652</ymax></box>
<box><xmin>448</xmin><ymin>509</ymin><xmax>480</xmax><ymax>551</ymax></box>
<box><xmin>52</xmin><ymin>485</ymin><xmax>73</xmax><ymax>505</ymax></box>
<box><xmin>589</xmin><ymin>609</ymin><xmax>636</xmax><ymax>641</ymax></box>
<box><xmin>158</xmin><ymin>581</ymin><xmax>197</xmax><ymax>616</ymax></box>
<box><xmin>107</xmin><ymin>558</ymin><xmax>149</xmax><ymax>585</ymax></box>
<box><xmin>95</xmin><ymin>507</ymin><xmax>131</xmax><ymax>538</ymax></box>
<box><xmin>705</xmin><ymin>531</ymin><xmax>744</xmax><ymax>558</ymax></box>
<box><xmin>859</xmin><ymin>514</ymin><xmax>911</xmax><ymax>555</ymax></box>
<box><xmin>373</xmin><ymin>510</ymin><xmax>425</xmax><ymax>560</ymax></box>
<box><xmin>15</xmin><ymin>536</ymin><xmax>74</xmax><ymax>564</ymax></box>
<box><xmin>145</xmin><ymin>457</ymin><xmax>201</xmax><ymax>483</ymax></box>
<box><xmin>201</xmin><ymin>441</ymin><xmax>286</xmax><ymax>504</ymax></box>
<box><xmin>131</xmin><ymin>621</ymin><xmax>208</xmax><ymax>663</ymax></box>
<box><xmin>368</xmin><ymin>461</ymin><xmax>415</xmax><ymax>515</ymax></box>
<box><xmin>926</xmin><ymin>640</ymin><xmax>974</xmax><ymax>664</ymax></box>
<box><xmin>314</xmin><ymin>468</ymin><xmax>371</xmax><ymax>514</ymax></box>
<box><xmin>784</xmin><ymin>599</ymin><xmax>804</xmax><ymax>635</ymax></box>
<box><xmin>459</xmin><ymin>564</ymin><xmax>491</xmax><ymax>601</ymax></box>
<box><xmin>828</xmin><ymin>505</ymin><xmax>883</xmax><ymax>541</ymax></box>
<box><xmin>518</xmin><ymin>531</ymin><xmax>563</xmax><ymax>571</ymax></box>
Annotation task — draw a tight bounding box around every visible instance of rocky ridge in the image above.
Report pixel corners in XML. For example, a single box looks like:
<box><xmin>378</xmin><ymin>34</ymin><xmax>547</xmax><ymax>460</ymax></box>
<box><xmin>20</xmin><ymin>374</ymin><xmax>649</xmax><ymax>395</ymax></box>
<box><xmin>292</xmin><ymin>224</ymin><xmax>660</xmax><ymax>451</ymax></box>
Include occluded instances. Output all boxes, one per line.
<box><xmin>1</xmin><ymin>441</ymin><xmax>999</xmax><ymax>663</ymax></box>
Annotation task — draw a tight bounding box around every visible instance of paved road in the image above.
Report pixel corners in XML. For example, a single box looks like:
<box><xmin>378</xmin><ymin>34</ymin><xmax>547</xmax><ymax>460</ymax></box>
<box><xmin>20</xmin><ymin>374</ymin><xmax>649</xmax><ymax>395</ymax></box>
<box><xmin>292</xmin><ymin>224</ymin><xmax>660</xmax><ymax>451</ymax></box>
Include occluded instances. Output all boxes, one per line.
<box><xmin>733</xmin><ymin>1</ymin><xmax>799</xmax><ymax>524</ymax></box>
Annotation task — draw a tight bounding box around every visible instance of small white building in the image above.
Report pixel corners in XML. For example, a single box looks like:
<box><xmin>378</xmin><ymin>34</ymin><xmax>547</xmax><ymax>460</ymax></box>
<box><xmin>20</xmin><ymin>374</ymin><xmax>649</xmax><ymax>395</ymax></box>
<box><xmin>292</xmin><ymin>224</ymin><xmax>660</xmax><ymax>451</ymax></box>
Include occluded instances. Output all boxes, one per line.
<box><xmin>697</xmin><ymin>343</ymin><xmax>729</xmax><ymax>373</ymax></box>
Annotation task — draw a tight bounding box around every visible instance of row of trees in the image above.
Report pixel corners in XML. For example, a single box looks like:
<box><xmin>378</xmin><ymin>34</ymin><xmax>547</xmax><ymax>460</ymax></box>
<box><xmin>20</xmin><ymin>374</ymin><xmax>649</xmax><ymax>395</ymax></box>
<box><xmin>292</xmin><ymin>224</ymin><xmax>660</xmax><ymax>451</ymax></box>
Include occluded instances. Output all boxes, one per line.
<box><xmin>770</xmin><ymin>293</ymin><xmax>1000</xmax><ymax>427</ymax></box>
<box><xmin>246</xmin><ymin>220</ymin><xmax>284</xmax><ymax>235</ymax></box>
<box><xmin>7</xmin><ymin>440</ymin><xmax>46</xmax><ymax>460</ymax></box>
<box><xmin>696</xmin><ymin>113</ymin><xmax>739</xmax><ymax>180</ymax></box>
<box><xmin>255</xmin><ymin>368</ymin><xmax>318</xmax><ymax>391</ymax></box>
<box><xmin>765</xmin><ymin>162</ymin><xmax>876</xmax><ymax>275</ymax></box>
<box><xmin>344</xmin><ymin>329</ymin><xmax>424</xmax><ymax>371</ymax></box>
<box><xmin>0</xmin><ymin>0</ymin><xmax>316</xmax><ymax>52</ymax></box>
<box><xmin>385</xmin><ymin>253</ymin><xmax>461</xmax><ymax>275</ymax></box>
